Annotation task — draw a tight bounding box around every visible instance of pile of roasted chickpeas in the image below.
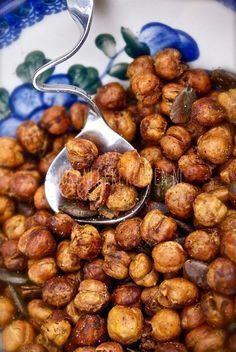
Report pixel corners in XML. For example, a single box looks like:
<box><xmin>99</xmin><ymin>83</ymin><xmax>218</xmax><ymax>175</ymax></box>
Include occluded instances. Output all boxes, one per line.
<box><xmin>0</xmin><ymin>48</ymin><xmax>235</xmax><ymax>352</ymax></box>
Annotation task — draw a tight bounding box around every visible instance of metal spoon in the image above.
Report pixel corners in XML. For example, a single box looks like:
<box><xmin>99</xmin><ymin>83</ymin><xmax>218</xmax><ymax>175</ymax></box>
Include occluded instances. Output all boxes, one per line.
<box><xmin>33</xmin><ymin>0</ymin><xmax>150</xmax><ymax>225</ymax></box>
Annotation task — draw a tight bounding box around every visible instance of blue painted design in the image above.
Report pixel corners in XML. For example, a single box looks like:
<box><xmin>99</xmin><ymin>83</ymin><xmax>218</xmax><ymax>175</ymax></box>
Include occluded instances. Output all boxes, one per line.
<box><xmin>216</xmin><ymin>0</ymin><xmax>236</xmax><ymax>10</ymax></box>
<box><xmin>0</xmin><ymin>0</ymin><xmax>67</xmax><ymax>49</ymax></box>
<box><xmin>175</xmin><ymin>30</ymin><xmax>200</xmax><ymax>62</ymax></box>
<box><xmin>0</xmin><ymin>115</ymin><xmax>22</xmax><ymax>137</ymax></box>
<box><xmin>28</xmin><ymin>106</ymin><xmax>47</xmax><ymax>123</ymax></box>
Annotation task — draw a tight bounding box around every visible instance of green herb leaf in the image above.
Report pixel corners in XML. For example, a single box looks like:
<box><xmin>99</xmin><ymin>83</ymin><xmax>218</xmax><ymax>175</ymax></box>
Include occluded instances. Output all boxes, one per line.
<box><xmin>108</xmin><ymin>63</ymin><xmax>129</xmax><ymax>80</ymax></box>
<box><xmin>68</xmin><ymin>65</ymin><xmax>102</xmax><ymax>95</ymax></box>
<box><xmin>0</xmin><ymin>88</ymin><xmax>10</xmax><ymax>120</ymax></box>
<box><xmin>95</xmin><ymin>33</ymin><xmax>116</xmax><ymax>58</ymax></box>
<box><xmin>121</xmin><ymin>27</ymin><xmax>150</xmax><ymax>58</ymax></box>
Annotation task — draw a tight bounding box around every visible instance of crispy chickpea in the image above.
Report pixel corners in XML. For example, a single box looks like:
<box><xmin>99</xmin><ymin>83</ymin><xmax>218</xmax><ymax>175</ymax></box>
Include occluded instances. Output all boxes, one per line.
<box><xmin>92</xmin><ymin>152</ymin><xmax>121</xmax><ymax>183</ymax></box>
<box><xmin>201</xmin><ymin>291</ymin><xmax>234</xmax><ymax>328</ymax></box>
<box><xmin>0</xmin><ymin>296</ymin><xmax>15</xmax><ymax>328</ymax></box>
<box><xmin>66</xmin><ymin>300</ymin><xmax>81</xmax><ymax>324</ymax></box>
<box><xmin>181</xmin><ymin>304</ymin><xmax>205</xmax><ymax>330</ymax></box>
<box><xmin>103</xmin><ymin>250</ymin><xmax>131</xmax><ymax>280</ymax></box>
<box><xmin>103</xmin><ymin>109</ymin><xmax>136</xmax><ymax>142</ymax></box>
<box><xmin>179</xmin><ymin>69</ymin><xmax>212</xmax><ymax>95</ymax></box>
<box><xmin>207</xmin><ymin>257</ymin><xmax>236</xmax><ymax>295</ymax></box>
<box><xmin>151</xmin><ymin>308</ymin><xmax>181</xmax><ymax>341</ymax></box>
<box><xmin>129</xmin><ymin>253</ymin><xmax>158</xmax><ymax>287</ymax></box>
<box><xmin>127</xmin><ymin>55</ymin><xmax>155</xmax><ymax>78</ymax></box>
<box><xmin>74</xmin><ymin>279</ymin><xmax>109</xmax><ymax>313</ymax></box>
<box><xmin>16</xmin><ymin>121</ymin><xmax>49</xmax><ymax>155</ymax></box>
<box><xmin>18</xmin><ymin>344</ymin><xmax>48</xmax><ymax>352</ymax></box>
<box><xmin>96</xmin><ymin>82</ymin><xmax>126</xmax><ymax>110</ymax></box>
<box><xmin>42</xmin><ymin>276</ymin><xmax>77</xmax><ymax>307</ymax></box>
<box><xmin>96</xmin><ymin>342</ymin><xmax>124</xmax><ymax>352</ymax></box>
<box><xmin>27</xmin><ymin>299</ymin><xmax>52</xmax><ymax>326</ymax></box>
<box><xmin>38</xmin><ymin>151</ymin><xmax>57</xmax><ymax>175</ymax></box>
<box><xmin>141</xmin><ymin>286</ymin><xmax>161</xmax><ymax>316</ymax></box>
<box><xmin>152</xmin><ymin>241</ymin><xmax>186</xmax><ymax>273</ymax></box>
<box><xmin>70</xmin><ymin>102</ymin><xmax>88</xmax><ymax>130</ymax></box>
<box><xmin>107</xmin><ymin>305</ymin><xmax>143</xmax><ymax>345</ymax></box>
<box><xmin>219</xmin><ymin>211</ymin><xmax>236</xmax><ymax>233</ymax></box>
<box><xmin>193</xmin><ymin>193</ymin><xmax>227</xmax><ymax>227</ymax></box>
<box><xmin>71</xmin><ymin>314</ymin><xmax>107</xmax><ymax>346</ymax></box>
<box><xmin>154</xmin><ymin>48</ymin><xmax>186</xmax><ymax>80</ymax></box>
<box><xmin>160</xmin><ymin>83</ymin><xmax>184</xmax><ymax>116</ymax></box>
<box><xmin>101</xmin><ymin>228</ymin><xmax>118</xmax><ymax>256</ymax></box>
<box><xmin>131</xmin><ymin>73</ymin><xmax>161</xmax><ymax>106</ymax></box>
<box><xmin>1</xmin><ymin>239</ymin><xmax>27</xmax><ymax>271</ymax></box>
<box><xmin>140</xmin><ymin>146</ymin><xmax>162</xmax><ymax>167</ymax></box>
<box><xmin>158</xmin><ymin>278</ymin><xmax>199</xmax><ymax>308</ymax></box>
<box><xmin>140</xmin><ymin>114</ymin><xmax>167</xmax><ymax>144</ymax></box>
<box><xmin>218</xmin><ymin>88</ymin><xmax>236</xmax><ymax>124</ymax></box>
<box><xmin>52</xmin><ymin>133</ymin><xmax>75</xmax><ymax>153</ymax></box>
<box><xmin>83</xmin><ymin>258</ymin><xmax>110</xmax><ymax>284</ymax></box>
<box><xmin>74</xmin><ymin>349</ymin><xmax>95</xmax><ymax>352</ymax></box>
<box><xmin>191</xmin><ymin>97</ymin><xmax>226</xmax><ymax>127</ymax></box>
<box><xmin>178</xmin><ymin>150</ymin><xmax>212</xmax><ymax>183</ymax></box>
<box><xmin>10</xmin><ymin>171</ymin><xmax>40</xmax><ymax>202</ymax></box>
<box><xmin>197</xmin><ymin>125</ymin><xmax>233</xmax><ymax>164</ymax></box>
<box><xmin>25</xmin><ymin>210</ymin><xmax>51</xmax><ymax>229</ymax></box>
<box><xmin>2</xmin><ymin>320</ymin><xmax>35</xmax><ymax>352</ymax></box>
<box><xmin>18</xmin><ymin>157</ymin><xmax>38</xmax><ymax>172</ymax></box>
<box><xmin>112</xmin><ymin>283</ymin><xmax>141</xmax><ymax>308</ymax></box>
<box><xmin>0</xmin><ymin>195</ymin><xmax>15</xmax><ymax>224</ymax></box>
<box><xmin>165</xmin><ymin>183</ymin><xmax>199</xmax><ymax>219</ymax></box>
<box><xmin>185</xmin><ymin>324</ymin><xmax>226</xmax><ymax>352</ymax></box>
<box><xmin>35</xmin><ymin>334</ymin><xmax>60</xmax><ymax>352</ymax></box>
<box><xmin>221</xmin><ymin>230</ymin><xmax>236</xmax><ymax>263</ymax></box>
<box><xmin>59</xmin><ymin>169</ymin><xmax>81</xmax><ymax>199</ymax></box>
<box><xmin>220</xmin><ymin>158</ymin><xmax>236</xmax><ymax>184</ymax></box>
<box><xmin>3</xmin><ymin>214</ymin><xmax>26</xmax><ymax>240</ymax></box>
<box><xmin>41</xmin><ymin>106</ymin><xmax>70</xmax><ymax>135</ymax></box>
<box><xmin>115</xmin><ymin>218</ymin><xmax>142</xmax><ymax>250</ymax></box>
<box><xmin>66</xmin><ymin>138</ymin><xmax>98</xmax><ymax>171</ymax></box>
<box><xmin>118</xmin><ymin>150</ymin><xmax>153</xmax><ymax>188</ymax></box>
<box><xmin>41</xmin><ymin>310</ymin><xmax>71</xmax><ymax>346</ymax></box>
<box><xmin>56</xmin><ymin>241</ymin><xmax>81</xmax><ymax>273</ymax></box>
<box><xmin>106</xmin><ymin>183</ymin><xmax>138</xmax><ymax>211</ymax></box>
<box><xmin>28</xmin><ymin>257</ymin><xmax>57</xmax><ymax>285</ymax></box>
<box><xmin>155</xmin><ymin>342</ymin><xmax>187</xmax><ymax>352</ymax></box>
<box><xmin>18</xmin><ymin>226</ymin><xmax>56</xmax><ymax>259</ymax></box>
<box><xmin>71</xmin><ymin>224</ymin><xmax>102</xmax><ymax>260</ymax></box>
<box><xmin>33</xmin><ymin>185</ymin><xmax>49</xmax><ymax>210</ymax></box>
<box><xmin>0</xmin><ymin>137</ymin><xmax>24</xmax><ymax>168</ymax></box>
<box><xmin>48</xmin><ymin>212</ymin><xmax>74</xmax><ymax>238</ymax></box>
<box><xmin>183</xmin><ymin>259</ymin><xmax>209</xmax><ymax>290</ymax></box>
<box><xmin>0</xmin><ymin>167</ymin><xmax>13</xmax><ymax>195</ymax></box>
<box><xmin>141</xmin><ymin>209</ymin><xmax>177</xmax><ymax>246</ymax></box>
<box><xmin>160</xmin><ymin>126</ymin><xmax>191</xmax><ymax>160</ymax></box>
<box><xmin>185</xmin><ymin>229</ymin><xmax>220</xmax><ymax>262</ymax></box>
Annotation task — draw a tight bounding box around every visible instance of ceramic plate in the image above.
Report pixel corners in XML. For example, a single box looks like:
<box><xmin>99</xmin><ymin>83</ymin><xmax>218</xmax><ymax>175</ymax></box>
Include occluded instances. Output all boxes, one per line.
<box><xmin>0</xmin><ymin>0</ymin><xmax>235</xmax><ymax>136</ymax></box>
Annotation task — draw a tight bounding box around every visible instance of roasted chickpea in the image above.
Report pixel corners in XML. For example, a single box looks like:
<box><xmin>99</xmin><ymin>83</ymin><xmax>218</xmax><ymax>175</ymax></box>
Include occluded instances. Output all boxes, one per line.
<box><xmin>141</xmin><ymin>286</ymin><xmax>161</xmax><ymax>316</ymax></box>
<box><xmin>115</xmin><ymin>218</ymin><xmax>142</xmax><ymax>250</ymax></box>
<box><xmin>193</xmin><ymin>193</ymin><xmax>227</xmax><ymax>227</ymax></box>
<box><xmin>96</xmin><ymin>342</ymin><xmax>124</xmax><ymax>352</ymax></box>
<box><xmin>18</xmin><ymin>226</ymin><xmax>56</xmax><ymax>259</ymax></box>
<box><xmin>41</xmin><ymin>310</ymin><xmax>71</xmax><ymax>346</ymax></box>
<box><xmin>41</xmin><ymin>106</ymin><xmax>70</xmax><ymax>135</ymax></box>
<box><xmin>71</xmin><ymin>314</ymin><xmax>107</xmax><ymax>346</ymax></box>
<box><xmin>25</xmin><ymin>210</ymin><xmax>51</xmax><ymax>229</ymax></box>
<box><xmin>103</xmin><ymin>250</ymin><xmax>131</xmax><ymax>280</ymax></box>
<box><xmin>160</xmin><ymin>126</ymin><xmax>191</xmax><ymax>160</ymax></box>
<box><xmin>181</xmin><ymin>304</ymin><xmax>205</xmax><ymax>330</ymax></box>
<box><xmin>207</xmin><ymin>257</ymin><xmax>236</xmax><ymax>295</ymax></box>
<box><xmin>0</xmin><ymin>137</ymin><xmax>24</xmax><ymax>168</ymax></box>
<box><xmin>33</xmin><ymin>185</ymin><xmax>49</xmax><ymax>210</ymax></box>
<box><xmin>179</xmin><ymin>69</ymin><xmax>212</xmax><ymax>95</ymax></box>
<box><xmin>155</xmin><ymin>342</ymin><xmax>187</xmax><ymax>352</ymax></box>
<box><xmin>103</xmin><ymin>109</ymin><xmax>136</xmax><ymax>142</ymax></box>
<box><xmin>59</xmin><ymin>169</ymin><xmax>81</xmax><ymax>199</ymax></box>
<box><xmin>0</xmin><ymin>167</ymin><xmax>13</xmax><ymax>195</ymax></box>
<box><xmin>154</xmin><ymin>48</ymin><xmax>186</xmax><ymax>80</ymax></box>
<box><xmin>75</xmin><ymin>169</ymin><xmax>102</xmax><ymax>200</ymax></box>
<box><xmin>151</xmin><ymin>308</ymin><xmax>181</xmax><ymax>341</ymax></box>
<box><xmin>183</xmin><ymin>259</ymin><xmax>209</xmax><ymax>290</ymax></box>
<box><xmin>42</xmin><ymin>276</ymin><xmax>77</xmax><ymax>307</ymax></box>
<box><xmin>131</xmin><ymin>73</ymin><xmax>161</xmax><ymax>106</ymax></box>
<box><xmin>83</xmin><ymin>258</ymin><xmax>110</xmax><ymax>284</ymax></box>
<box><xmin>48</xmin><ymin>212</ymin><xmax>74</xmax><ymax>238</ymax></box>
<box><xmin>129</xmin><ymin>253</ymin><xmax>158</xmax><ymax>287</ymax></box>
<box><xmin>197</xmin><ymin>125</ymin><xmax>233</xmax><ymax>164</ymax></box>
<box><xmin>52</xmin><ymin>133</ymin><xmax>75</xmax><ymax>153</ymax></box>
<box><xmin>218</xmin><ymin>88</ymin><xmax>236</xmax><ymax>124</ymax></box>
<box><xmin>191</xmin><ymin>97</ymin><xmax>226</xmax><ymax>127</ymax></box>
<box><xmin>140</xmin><ymin>146</ymin><xmax>162</xmax><ymax>167</ymax></box>
<box><xmin>107</xmin><ymin>305</ymin><xmax>143</xmax><ymax>345</ymax></box>
<box><xmin>185</xmin><ymin>324</ymin><xmax>226</xmax><ymax>352</ymax></box>
<box><xmin>0</xmin><ymin>195</ymin><xmax>15</xmax><ymax>224</ymax></box>
<box><xmin>96</xmin><ymin>82</ymin><xmax>126</xmax><ymax>110</ymax></box>
<box><xmin>178</xmin><ymin>150</ymin><xmax>212</xmax><ymax>183</ymax></box>
<box><xmin>140</xmin><ymin>114</ymin><xmax>167</xmax><ymax>144</ymax></box>
<box><xmin>66</xmin><ymin>138</ymin><xmax>98</xmax><ymax>171</ymax></box>
<box><xmin>71</xmin><ymin>224</ymin><xmax>102</xmax><ymax>260</ymax></box>
<box><xmin>3</xmin><ymin>214</ymin><xmax>26</xmax><ymax>240</ymax></box>
<box><xmin>70</xmin><ymin>102</ymin><xmax>88</xmax><ymax>130</ymax></box>
<box><xmin>56</xmin><ymin>241</ymin><xmax>80</xmax><ymax>273</ymax></box>
<box><xmin>141</xmin><ymin>209</ymin><xmax>177</xmax><ymax>246</ymax></box>
<box><xmin>158</xmin><ymin>278</ymin><xmax>199</xmax><ymax>308</ymax></box>
<box><xmin>106</xmin><ymin>183</ymin><xmax>138</xmax><ymax>211</ymax></box>
<box><xmin>101</xmin><ymin>228</ymin><xmax>118</xmax><ymax>256</ymax></box>
<box><xmin>35</xmin><ymin>334</ymin><xmax>61</xmax><ymax>352</ymax></box>
<box><xmin>27</xmin><ymin>299</ymin><xmax>52</xmax><ymax>327</ymax></box>
<box><xmin>10</xmin><ymin>171</ymin><xmax>40</xmax><ymax>202</ymax></box>
<box><xmin>1</xmin><ymin>239</ymin><xmax>27</xmax><ymax>271</ymax></box>
<box><xmin>28</xmin><ymin>257</ymin><xmax>57</xmax><ymax>285</ymax></box>
<box><xmin>111</xmin><ymin>283</ymin><xmax>141</xmax><ymax>308</ymax></box>
<box><xmin>2</xmin><ymin>320</ymin><xmax>35</xmax><ymax>352</ymax></box>
<box><xmin>92</xmin><ymin>152</ymin><xmax>121</xmax><ymax>183</ymax></box>
<box><xmin>0</xmin><ymin>296</ymin><xmax>15</xmax><ymax>328</ymax></box>
<box><xmin>220</xmin><ymin>158</ymin><xmax>236</xmax><ymax>184</ymax></box>
<box><xmin>152</xmin><ymin>241</ymin><xmax>186</xmax><ymax>273</ymax></box>
<box><xmin>221</xmin><ymin>230</ymin><xmax>236</xmax><ymax>263</ymax></box>
<box><xmin>17</xmin><ymin>121</ymin><xmax>49</xmax><ymax>155</ymax></box>
<box><xmin>184</xmin><ymin>229</ymin><xmax>220</xmax><ymax>262</ymax></box>
<box><xmin>201</xmin><ymin>291</ymin><xmax>234</xmax><ymax>328</ymax></box>
<box><xmin>160</xmin><ymin>83</ymin><xmax>184</xmax><ymax>116</ymax></box>
<box><xmin>74</xmin><ymin>279</ymin><xmax>109</xmax><ymax>313</ymax></box>
<box><xmin>38</xmin><ymin>151</ymin><xmax>57</xmax><ymax>175</ymax></box>
<box><xmin>66</xmin><ymin>300</ymin><xmax>81</xmax><ymax>324</ymax></box>
<box><xmin>219</xmin><ymin>211</ymin><xmax>236</xmax><ymax>233</ymax></box>
<box><xmin>18</xmin><ymin>344</ymin><xmax>48</xmax><ymax>352</ymax></box>
<box><xmin>127</xmin><ymin>55</ymin><xmax>155</xmax><ymax>78</ymax></box>
<box><xmin>74</xmin><ymin>348</ymin><xmax>95</xmax><ymax>352</ymax></box>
